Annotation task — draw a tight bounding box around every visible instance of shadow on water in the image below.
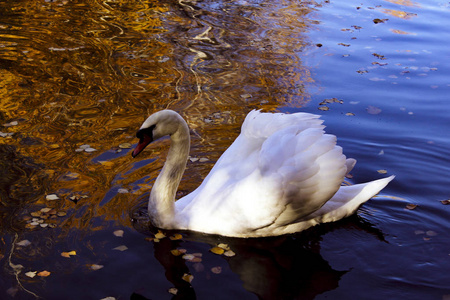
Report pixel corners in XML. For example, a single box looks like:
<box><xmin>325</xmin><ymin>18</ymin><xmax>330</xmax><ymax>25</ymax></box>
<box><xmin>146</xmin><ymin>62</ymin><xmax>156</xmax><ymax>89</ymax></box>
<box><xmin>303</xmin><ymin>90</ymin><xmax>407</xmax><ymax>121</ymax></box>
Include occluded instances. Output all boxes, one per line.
<box><xmin>132</xmin><ymin>209</ymin><xmax>385</xmax><ymax>300</ymax></box>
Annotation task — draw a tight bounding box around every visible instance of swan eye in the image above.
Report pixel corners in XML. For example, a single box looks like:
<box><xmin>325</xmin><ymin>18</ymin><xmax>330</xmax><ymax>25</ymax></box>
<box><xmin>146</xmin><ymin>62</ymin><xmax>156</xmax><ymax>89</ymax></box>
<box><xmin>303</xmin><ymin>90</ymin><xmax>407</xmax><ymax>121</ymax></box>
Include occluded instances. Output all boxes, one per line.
<box><xmin>136</xmin><ymin>124</ymin><xmax>156</xmax><ymax>142</ymax></box>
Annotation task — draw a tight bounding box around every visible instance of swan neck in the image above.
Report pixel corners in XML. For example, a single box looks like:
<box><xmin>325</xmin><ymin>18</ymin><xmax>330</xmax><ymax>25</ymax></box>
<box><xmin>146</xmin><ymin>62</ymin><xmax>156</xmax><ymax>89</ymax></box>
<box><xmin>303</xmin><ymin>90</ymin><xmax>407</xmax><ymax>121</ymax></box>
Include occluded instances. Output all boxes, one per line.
<box><xmin>149</xmin><ymin>119</ymin><xmax>190</xmax><ymax>228</ymax></box>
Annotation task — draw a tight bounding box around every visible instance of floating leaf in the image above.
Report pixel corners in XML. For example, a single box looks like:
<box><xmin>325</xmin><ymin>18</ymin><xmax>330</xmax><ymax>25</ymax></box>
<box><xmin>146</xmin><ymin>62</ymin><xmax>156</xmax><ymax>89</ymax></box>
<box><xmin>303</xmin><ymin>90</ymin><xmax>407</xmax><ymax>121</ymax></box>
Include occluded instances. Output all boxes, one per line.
<box><xmin>211</xmin><ymin>266</ymin><xmax>222</xmax><ymax>274</ymax></box>
<box><xmin>154</xmin><ymin>231</ymin><xmax>166</xmax><ymax>240</ymax></box>
<box><xmin>171</xmin><ymin>249</ymin><xmax>186</xmax><ymax>256</ymax></box>
<box><xmin>405</xmin><ymin>204</ymin><xmax>418</xmax><ymax>210</ymax></box>
<box><xmin>25</xmin><ymin>271</ymin><xmax>37</xmax><ymax>278</ymax></box>
<box><xmin>426</xmin><ymin>230</ymin><xmax>437</xmax><ymax>236</ymax></box>
<box><xmin>46</xmin><ymin>194</ymin><xmax>59</xmax><ymax>201</ymax></box>
<box><xmin>377</xmin><ymin>169</ymin><xmax>388</xmax><ymax>174</ymax></box>
<box><xmin>113</xmin><ymin>230</ymin><xmax>124</xmax><ymax>237</ymax></box>
<box><xmin>367</xmin><ymin>105</ymin><xmax>382</xmax><ymax>115</ymax></box>
<box><xmin>182</xmin><ymin>273</ymin><xmax>194</xmax><ymax>283</ymax></box>
<box><xmin>224</xmin><ymin>250</ymin><xmax>236</xmax><ymax>257</ymax></box>
<box><xmin>100</xmin><ymin>297</ymin><xmax>116</xmax><ymax>300</ymax></box>
<box><xmin>119</xmin><ymin>143</ymin><xmax>132</xmax><ymax>149</ymax></box>
<box><xmin>37</xmin><ymin>270</ymin><xmax>51</xmax><ymax>277</ymax></box>
<box><xmin>373</xmin><ymin>18</ymin><xmax>388</xmax><ymax>24</ymax></box>
<box><xmin>57</xmin><ymin>211</ymin><xmax>67</xmax><ymax>217</ymax></box>
<box><xmin>168</xmin><ymin>287</ymin><xmax>178</xmax><ymax>295</ymax></box>
<box><xmin>169</xmin><ymin>233</ymin><xmax>183</xmax><ymax>240</ymax></box>
<box><xmin>84</xmin><ymin>147</ymin><xmax>97</xmax><ymax>153</ymax></box>
<box><xmin>117</xmin><ymin>188</ymin><xmax>129</xmax><ymax>194</ymax></box>
<box><xmin>217</xmin><ymin>243</ymin><xmax>230</xmax><ymax>250</ymax></box>
<box><xmin>440</xmin><ymin>199</ymin><xmax>450</xmax><ymax>205</ymax></box>
<box><xmin>345</xmin><ymin>112</ymin><xmax>355</xmax><ymax>116</ymax></box>
<box><xmin>318</xmin><ymin>106</ymin><xmax>329</xmax><ymax>111</ymax></box>
<box><xmin>61</xmin><ymin>251</ymin><xmax>76</xmax><ymax>258</ymax></box>
<box><xmin>182</xmin><ymin>254</ymin><xmax>195</xmax><ymax>261</ymax></box>
<box><xmin>16</xmin><ymin>240</ymin><xmax>31</xmax><ymax>247</ymax></box>
<box><xmin>210</xmin><ymin>247</ymin><xmax>225</xmax><ymax>255</ymax></box>
<box><xmin>113</xmin><ymin>245</ymin><xmax>128</xmax><ymax>252</ymax></box>
<box><xmin>90</xmin><ymin>264</ymin><xmax>104</xmax><ymax>270</ymax></box>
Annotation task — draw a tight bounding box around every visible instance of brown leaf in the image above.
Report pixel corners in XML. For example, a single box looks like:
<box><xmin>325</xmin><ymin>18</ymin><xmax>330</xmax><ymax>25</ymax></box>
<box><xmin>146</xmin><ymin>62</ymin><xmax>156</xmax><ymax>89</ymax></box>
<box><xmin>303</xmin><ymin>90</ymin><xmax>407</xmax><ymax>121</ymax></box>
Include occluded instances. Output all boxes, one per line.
<box><xmin>182</xmin><ymin>273</ymin><xmax>194</xmax><ymax>283</ymax></box>
<box><xmin>37</xmin><ymin>270</ymin><xmax>51</xmax><ymax>277</ymax></box>
<box><xmin>405</xmin><ymin>204</ymin><xmax>418</xmax><ymax>210</ymax></box>
<box><xmin>440</xmin><ymin>199</ymin><xmax>450</xmax><ymax>205</ymax></box>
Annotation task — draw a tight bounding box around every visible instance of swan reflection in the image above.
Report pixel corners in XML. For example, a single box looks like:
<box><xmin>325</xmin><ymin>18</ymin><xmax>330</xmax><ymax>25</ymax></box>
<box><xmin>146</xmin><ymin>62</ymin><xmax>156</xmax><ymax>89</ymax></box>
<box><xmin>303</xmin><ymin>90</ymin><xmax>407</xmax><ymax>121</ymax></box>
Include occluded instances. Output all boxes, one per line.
<box><xmin>133</xmin><ymin>214</ymin><xmax>383</xmax><ymax>299</ymax></box>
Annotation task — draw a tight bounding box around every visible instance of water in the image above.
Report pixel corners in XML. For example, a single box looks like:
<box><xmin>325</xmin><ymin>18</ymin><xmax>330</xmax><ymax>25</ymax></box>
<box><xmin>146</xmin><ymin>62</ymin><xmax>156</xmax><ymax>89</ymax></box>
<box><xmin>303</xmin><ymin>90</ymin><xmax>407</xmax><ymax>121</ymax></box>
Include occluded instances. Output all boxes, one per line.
<box><xmin>0</xmin><ymin>0</ymin><xmax>449</xmax><ymax>299</ymax></box>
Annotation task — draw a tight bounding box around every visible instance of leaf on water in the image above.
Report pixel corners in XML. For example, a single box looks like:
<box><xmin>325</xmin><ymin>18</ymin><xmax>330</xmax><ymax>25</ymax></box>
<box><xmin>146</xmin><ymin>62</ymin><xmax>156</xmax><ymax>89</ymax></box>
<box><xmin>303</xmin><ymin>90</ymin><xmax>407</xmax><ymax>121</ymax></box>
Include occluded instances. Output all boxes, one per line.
<box><xmin>90</xmin><ymin>264</ymin><xmax>104</xmax><ymax>270</ymax></box>
<box><xmin>16</xmin><ymin>240</ymin><xmax>31</xmax><ymax>247</ymax></box>
<box><xmin>189</xmin><ymin>157</ymin><xmax>199</xmax><ymax>162</ymax></box>
<box><xmin>338</xmin><ymin>43</ymin><xmax>350</xmax><ymax>47</ymax></box>
<box><xmin>373</xmin><ymin>18</ymin><xmax>388</xmax><ymax>24</ymax></box>
<box><xmin>84</xmin><ymin>147</ymin><xmax>97</xmax><ymax>153</ymax></box>
<box><xmin>113</xmin><ymin>245</ymin><xmax>128</xmax><ymax>252</ymax></box>
<box><xmin>57</xmin><ymin>211</ymin><xmax>67</xmax><ymax>217</ymax></box>
<box><xmin>318</xmin><ymin>106</ymin><xmax>329</xmax><ymax>111</ymax></box>
<box><xmin>169</xmin><ymin>233</ymin><xmax>183</xmax><ymax>240</ymax></box>
<box><xmin>426</xmin><ymin>230</ymin><xmax>437</xmax><ymax>236</ymax></box>
<box><xmin>25</xmin><ymin>271</ymin><xmax>37</xmax><ymax>278</ymax></box>
<box><xmin>377</xmin><ymin>169</ymin><xmax>388</xmax><ymax>174</ymax></box>
<box><xmin>182</xmin><ymin>254</ymin><xmax>195</xmax><ymax>261</ymax></box>
<box><xmin>154</xmin><ymin>231</ymin><xmax>166</xmax><ymax>240</ymax></box>
<box><xmin>405</xmin><ymin>204</ymin><xmax>418</xmax><ymax>210</ymax></box>
<box><xmin>119</xmin><ymin>143</ymin><xmax>132</xmax><ymax>149</ymax></box>
<box><xmin>99</xmin><ymin>161</ymin><xmax>115</xmax><ymax>168</ymax></box>
<box><xmin>182</xmin><ymin>273</ymin><xmax>194</xmax><ymax>283</ymax></box>
<box><xmin>171</xmin><ymin>249</ymin><xmax>185</xmax><ymax>256</ymax></box>
<box><xmin>210</xmin><ymin>247</ymin><xmax>225</xmax><ymax>255</ymax></box>
<box><xmin>211</xmin><ymin>266</ymin><xmax>222</xmax><ymax>274</ymax></box>
<box><xmin>100</xmin><ymin>297</ymin><xmax>116</xmax><ymax>300</ymax></box>
<box><xmin>46</xmin><ymin>194</ymin><xmax>59</xmax><ymax>201</ymax></box>
<box><xmin>168</xmin><ymin>287</ymin><xmax>178</xmax><ymax>295</ymax></box>
<box><xmin>345</xmin><ymin>112</ymin><xmax>355</xmax><ymax>116</ymax></box>
<box><xmin>224</xmin><ymin>250</ymin><xmax>236</xmax><ymax>257</ymax></box>
<box><xmin>367</xmin><ymin>105</ymin><xmax>382</xmax><ymax>114</ymax></box>
<box><xmin>61</xmin><ymin>251</ymin><xmax>76</xmax><ymax>258</ymax></box>
<box><xmin>30</xmin><ymin>211</ymin><xmax>42</xmax><ymax>217</ymax></box>
<box><xmin>217</xmin><ymin>243</ymin><xmax>230</xmax><ymax>251</ymax></box>
<box><xmin>37</xmin><ymin>270</ymin><xmax>51</xmax><ymax>277</ymax></box>
<box><xmin>117</xmin><ymin>188</ymin><xmax>129</xmax><ymax>194</ymax></box>
<box><xmin>40</xmin><ymin>207</ymin><xmax>52</xmax><ymax>213</ymax></box>
<box><xmin>113</xmin><ymin>230</ymin><xmax>124</xmax><ymax>237</ymax></box>
<box><xmin>440</xmin><ymin>199</ymin><xmax>450</xmax><ymax>205</ymax></box>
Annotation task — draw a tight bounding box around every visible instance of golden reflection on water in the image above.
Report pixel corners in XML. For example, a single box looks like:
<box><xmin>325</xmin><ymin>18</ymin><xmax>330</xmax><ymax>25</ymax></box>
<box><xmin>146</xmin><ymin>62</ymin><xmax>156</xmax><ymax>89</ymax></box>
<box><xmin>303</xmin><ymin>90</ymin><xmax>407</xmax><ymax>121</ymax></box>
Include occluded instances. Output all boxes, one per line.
<box><xmin>0</xmin><ymin>0</ymin><xmax>316</xmax><ymax>236</ymax></box>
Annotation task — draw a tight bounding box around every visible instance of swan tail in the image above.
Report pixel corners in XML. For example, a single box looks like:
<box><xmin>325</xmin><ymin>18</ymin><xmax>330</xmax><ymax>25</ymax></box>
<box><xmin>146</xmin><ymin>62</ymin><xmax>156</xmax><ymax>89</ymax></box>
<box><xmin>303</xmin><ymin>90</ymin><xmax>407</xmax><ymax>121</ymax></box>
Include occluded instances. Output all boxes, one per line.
<box><xmin>310</xmin><ymin>175</ymin><xmax>395</xmax><ymax>223</ymax></box>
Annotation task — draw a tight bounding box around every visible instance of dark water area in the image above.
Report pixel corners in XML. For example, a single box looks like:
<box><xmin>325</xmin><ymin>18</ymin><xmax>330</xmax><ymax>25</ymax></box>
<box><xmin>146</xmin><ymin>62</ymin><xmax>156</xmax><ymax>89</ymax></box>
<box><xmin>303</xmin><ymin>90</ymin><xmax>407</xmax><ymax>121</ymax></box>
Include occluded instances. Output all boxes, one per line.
<box><xmin>0</xmin><ymin>0</ymin><xmax>449</xmax><ymax>299</ymax></box>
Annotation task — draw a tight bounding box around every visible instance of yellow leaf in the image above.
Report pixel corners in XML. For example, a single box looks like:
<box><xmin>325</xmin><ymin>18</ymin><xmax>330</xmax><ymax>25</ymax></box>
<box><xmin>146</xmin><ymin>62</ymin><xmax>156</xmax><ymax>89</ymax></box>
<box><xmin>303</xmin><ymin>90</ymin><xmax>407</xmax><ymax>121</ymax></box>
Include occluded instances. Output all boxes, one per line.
<box><xmin>154</xmin><ymin>231</ymin><xmax>166</xmax><ymax>239</ymax></box>
<box><xmin>182</xmin><ymin>273</ymin><xmax>194</xmax><ymax>283</ymax></box>
<box><xmin>217</xmin><ymin>243</ymin><xmax>230</xmax><ymax>250</ymax></box>
<box><xmin>169</xmin><ymin>233</ymin><xmax>183</xmax><ymax>240</ymax></box>
<box><xmin>210</xmin><ymin>247</ymin><xmax>225</xmax><ymax>255</ymax></box>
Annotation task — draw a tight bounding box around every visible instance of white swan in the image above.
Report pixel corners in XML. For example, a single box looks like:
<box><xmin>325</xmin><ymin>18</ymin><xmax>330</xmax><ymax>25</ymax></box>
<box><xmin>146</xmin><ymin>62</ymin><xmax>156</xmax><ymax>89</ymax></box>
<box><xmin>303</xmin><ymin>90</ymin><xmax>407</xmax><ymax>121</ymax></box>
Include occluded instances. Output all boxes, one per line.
<box><xmin>132</xmin><ymin>110</ymin><xmax>394</xmax><ymax>238</ymax></box>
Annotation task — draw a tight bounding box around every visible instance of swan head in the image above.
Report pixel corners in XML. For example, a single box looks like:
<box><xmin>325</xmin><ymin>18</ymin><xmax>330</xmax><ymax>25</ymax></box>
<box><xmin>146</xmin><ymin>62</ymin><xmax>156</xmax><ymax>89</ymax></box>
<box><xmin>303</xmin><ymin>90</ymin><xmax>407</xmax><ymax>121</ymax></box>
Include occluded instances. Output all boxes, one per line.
<box><xmin>132</xmin><ymin>110</ymin><xmax>185</xmax><ymax>158</ymax></box>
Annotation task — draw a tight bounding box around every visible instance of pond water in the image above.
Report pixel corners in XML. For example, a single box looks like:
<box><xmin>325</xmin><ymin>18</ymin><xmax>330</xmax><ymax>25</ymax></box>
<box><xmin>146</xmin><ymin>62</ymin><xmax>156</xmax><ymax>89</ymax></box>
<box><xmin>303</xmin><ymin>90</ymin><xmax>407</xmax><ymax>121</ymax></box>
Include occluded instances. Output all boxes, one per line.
<box><xmin>0</xmin><ymin>0</ymin><xmax>449</xmax><ymax>299</ymax></box>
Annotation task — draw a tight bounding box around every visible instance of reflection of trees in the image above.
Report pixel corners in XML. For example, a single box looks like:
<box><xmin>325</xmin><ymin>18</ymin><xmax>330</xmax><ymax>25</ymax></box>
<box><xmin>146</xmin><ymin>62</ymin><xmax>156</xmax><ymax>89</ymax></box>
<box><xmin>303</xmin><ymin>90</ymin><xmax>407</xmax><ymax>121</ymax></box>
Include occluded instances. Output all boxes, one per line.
<box><xmin>0</xmin><ymin>0</ymin><xmax>318</xmax><ymax>234</ymax></box>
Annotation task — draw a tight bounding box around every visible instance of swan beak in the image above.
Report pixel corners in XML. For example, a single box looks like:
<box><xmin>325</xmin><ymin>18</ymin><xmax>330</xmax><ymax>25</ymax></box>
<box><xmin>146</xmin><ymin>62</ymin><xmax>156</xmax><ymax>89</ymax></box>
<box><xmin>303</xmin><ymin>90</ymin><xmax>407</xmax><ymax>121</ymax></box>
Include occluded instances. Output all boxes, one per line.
<box><xmin>132</xmin><ymin>134</ymin><xmax>153</xmax><ymax>158</ymax></box>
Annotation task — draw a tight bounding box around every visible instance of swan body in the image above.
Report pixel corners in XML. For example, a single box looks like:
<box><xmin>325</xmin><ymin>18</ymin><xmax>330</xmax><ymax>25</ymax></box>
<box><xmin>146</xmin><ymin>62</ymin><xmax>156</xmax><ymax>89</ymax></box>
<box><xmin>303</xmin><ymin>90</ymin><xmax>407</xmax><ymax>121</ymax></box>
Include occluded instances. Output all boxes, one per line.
<box><xmin>132</xmin><ymin>110</ymin><xmax>394</xmax><ymax>238</ymax></box>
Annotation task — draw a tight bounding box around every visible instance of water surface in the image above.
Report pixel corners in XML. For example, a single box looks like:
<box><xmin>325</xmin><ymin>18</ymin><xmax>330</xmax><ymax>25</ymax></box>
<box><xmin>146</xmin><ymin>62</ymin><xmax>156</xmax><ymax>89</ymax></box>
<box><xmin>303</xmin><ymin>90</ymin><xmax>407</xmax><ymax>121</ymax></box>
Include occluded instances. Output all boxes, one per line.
<box><xmin>0</xmin><ymin>0</ymin><xmax>449</xmax><ymax>299</ymax></box>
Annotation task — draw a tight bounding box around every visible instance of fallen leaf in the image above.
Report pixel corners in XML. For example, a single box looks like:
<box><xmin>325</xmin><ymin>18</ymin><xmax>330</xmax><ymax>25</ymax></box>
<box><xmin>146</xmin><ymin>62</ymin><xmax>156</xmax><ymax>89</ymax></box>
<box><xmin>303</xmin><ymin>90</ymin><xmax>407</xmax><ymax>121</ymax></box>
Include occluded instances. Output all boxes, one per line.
<box><xmin>377</xmin><ymin>169</ymin><xmax>388</xmax><ymax>174</ymax></box>
<box><xmin>169</xmin><ymin>233</ymin><xmax>183</xmax><ymax>240</ymax></box>
<box><xmin>119</xmin><ymin>143</ymin><xmax>132</xmax><ymax>149</ymax></box>
<box><xmin>426</xmin><ymin>230</ymin><xmax>437</xmax><ymax>236</ymax></box>
<box><xmin>211</xmin><ymin>266</ymin><xmax>222</xmax><ymax>274</ymax></box>
<box><xmin>40</xmin><ymin>207</ymin><xmax>52</xmax><ymax>213</ymax></box>
<box><xmin>37</xmin><ymin>270</ymin><xmax>51</xmax><ymax>277</ymax></box>
<box><xmin>224</xmin><ymin>250</ymin><xmax>236</xmax><ymax>257</ymax></box>
<box><xmin>367</xmin><ymin>105</ymin><xmax>382</xmax><ymax>114</ymax></box>
<box><xmin>440</xmin><ymin>199</ymin><xmax>450</xmax><ymax>205</ymax></box>
<box><xmin>210</xmin><ymin>247</ymin><xmax>225</xmax><ymax>255</ymax></box>
<box><xmin>168</xmin><ymin>287</ymin><xmax>178</xmax><ymax>295</ymax></box>
<box><xmin>90</xmin><ymin>264</ymin><xmax>104</xmax><ymax>270</ymax></box>
<box><xmin>318</xmin><ymin>106</ymin><xmax>329</xmax><ymax>111</ymax></box>
<box><xmin>113</xmin><ymin>245</ymin><xmax>128</xmax><ymax>251</ymax></box>
<box><xmin>217</xmin><ymin>243</ymin><xmax>230</xmax><ymax>250</ymax></box>
<box><xmin>154</xmin><ymin>231</ymin><xmax>166</xmax><ymax>240</ymax></box>
<box><xmin>16</xmin><ymin>240</ymin><xmax>31</xmax><ymax>247</ymax></box>
<box><xmin>405</xmin><ymin>204</ymin><xmax>418</xmax><ymax>210</ymax></box>
<box><xmin>61</xmin><ymin>251</ymin><xmax>76</xmax><ymax>258</ymax></box>
<box><xmin>182</xmin><ymin>273</ymin><xmax>194</xmax><ymax>283</ymax></box>
<box><xmin>373</xmin><ymin>18</ymin><xmax>388</xmax><ymax>24</ymax></box>
<box><xmin>182</xmin><ymin>254</ymin><xmax>195</xmax><ymax>261</ymax></box>
<box><xmin>171</xmin><ymin>249</ymin><xmax>185</xmax><ymax>256</ymax></box>
<box><xmin>113</xmin><ymin>230</ymin><xmax>124</xmax><ymax>237</ymax></box>
<box><xmin>46</xmin><ymin>194</ymin><xmax>59</xmax><ymax>201</ymax></box>
<box><xmin>25</xmin><ymin>271</ymin><xmax>37</xmax><ymax>278</ymax></box>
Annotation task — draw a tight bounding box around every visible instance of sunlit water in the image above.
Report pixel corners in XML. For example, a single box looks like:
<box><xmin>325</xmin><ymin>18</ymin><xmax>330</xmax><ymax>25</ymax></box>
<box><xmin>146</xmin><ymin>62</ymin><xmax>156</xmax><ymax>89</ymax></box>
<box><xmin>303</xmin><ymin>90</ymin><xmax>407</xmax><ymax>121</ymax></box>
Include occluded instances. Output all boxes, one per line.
<box><xmin>0</xmin><ymin>0</ymin><xmax>449</xmax><ymax>299</ymax></box>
